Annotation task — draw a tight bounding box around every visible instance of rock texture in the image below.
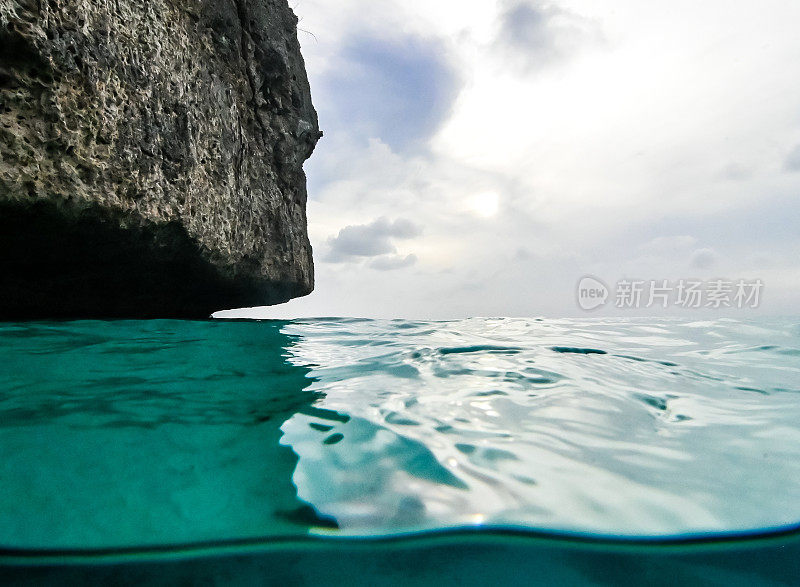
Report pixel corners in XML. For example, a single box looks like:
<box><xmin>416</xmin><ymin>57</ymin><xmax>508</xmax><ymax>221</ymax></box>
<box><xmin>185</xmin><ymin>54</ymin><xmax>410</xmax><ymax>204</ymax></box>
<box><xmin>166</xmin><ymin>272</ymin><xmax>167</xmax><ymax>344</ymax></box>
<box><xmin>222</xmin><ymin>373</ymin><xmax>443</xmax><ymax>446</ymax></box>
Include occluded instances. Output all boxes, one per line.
<box><xmin>0</xmin><ymin>0</ymin><xmax>321</xmax><ymax>318</ymax></box>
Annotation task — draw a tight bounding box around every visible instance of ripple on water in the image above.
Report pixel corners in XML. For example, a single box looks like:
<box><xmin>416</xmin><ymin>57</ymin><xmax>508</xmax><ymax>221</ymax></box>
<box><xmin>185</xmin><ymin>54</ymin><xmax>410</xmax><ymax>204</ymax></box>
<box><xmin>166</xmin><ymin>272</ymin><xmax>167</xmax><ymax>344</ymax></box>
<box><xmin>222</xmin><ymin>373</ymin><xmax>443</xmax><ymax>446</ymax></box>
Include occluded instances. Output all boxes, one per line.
<box><xmin>550</xmin><ymin>347</ymin><xmax>608</xmax><ymax>355</ymax></box>
<box><xmin>282</xmin><ymin>316</ymin><xmax>800</xmax><ymax>538</ymax></box>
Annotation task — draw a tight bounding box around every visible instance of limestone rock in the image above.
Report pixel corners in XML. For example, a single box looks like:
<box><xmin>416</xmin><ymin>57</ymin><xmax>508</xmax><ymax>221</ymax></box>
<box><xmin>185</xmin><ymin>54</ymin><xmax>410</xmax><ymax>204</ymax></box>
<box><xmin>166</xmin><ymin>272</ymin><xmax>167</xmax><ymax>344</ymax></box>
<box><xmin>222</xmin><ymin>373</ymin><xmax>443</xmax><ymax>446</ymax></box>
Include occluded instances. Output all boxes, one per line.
<box><xmin>0</xmin><ymin>0</ymin><xmax>321</xmax><ymax>318</ymax></box>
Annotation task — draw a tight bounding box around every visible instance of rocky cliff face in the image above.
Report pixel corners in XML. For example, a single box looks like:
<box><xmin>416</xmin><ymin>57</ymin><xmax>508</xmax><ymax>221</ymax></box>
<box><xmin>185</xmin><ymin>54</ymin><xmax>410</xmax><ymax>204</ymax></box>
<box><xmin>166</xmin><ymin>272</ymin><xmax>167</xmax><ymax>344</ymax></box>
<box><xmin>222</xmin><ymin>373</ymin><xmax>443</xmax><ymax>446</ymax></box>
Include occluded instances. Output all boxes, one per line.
<box><xmin>0</xmin><ymin>0</ymin><xmax>321</xmax><ymax>318</ymax></box>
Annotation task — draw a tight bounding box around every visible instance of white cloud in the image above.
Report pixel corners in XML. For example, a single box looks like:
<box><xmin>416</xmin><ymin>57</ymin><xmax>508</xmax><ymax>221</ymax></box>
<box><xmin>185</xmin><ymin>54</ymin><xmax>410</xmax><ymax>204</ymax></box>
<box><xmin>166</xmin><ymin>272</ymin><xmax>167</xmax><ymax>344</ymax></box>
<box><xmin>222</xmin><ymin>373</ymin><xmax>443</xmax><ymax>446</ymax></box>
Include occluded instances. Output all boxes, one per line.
<box><xmin>369</xmin><ymin>254</ymin><xmax>418</xmax><ymax>271</ymax></box>
<box><xmin>639</xmin><ymin>236</ymin><xmax>698</xmax><ymax>256</ymax></box>
<box><xmin>325</xmin><ymin>217</ymin><xmax>422</xmax><ymax>262</ymax></box>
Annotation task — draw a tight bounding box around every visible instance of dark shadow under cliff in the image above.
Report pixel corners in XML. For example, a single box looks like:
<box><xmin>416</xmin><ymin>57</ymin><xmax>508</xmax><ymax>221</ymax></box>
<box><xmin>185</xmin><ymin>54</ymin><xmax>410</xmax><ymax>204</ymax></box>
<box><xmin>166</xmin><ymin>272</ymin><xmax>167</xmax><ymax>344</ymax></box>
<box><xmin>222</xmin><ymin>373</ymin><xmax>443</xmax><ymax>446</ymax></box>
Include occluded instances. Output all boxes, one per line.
<box><xmin>0</xmin><ymin>200</ymin><xmax>304</xmax><ymax>319</ymax></box>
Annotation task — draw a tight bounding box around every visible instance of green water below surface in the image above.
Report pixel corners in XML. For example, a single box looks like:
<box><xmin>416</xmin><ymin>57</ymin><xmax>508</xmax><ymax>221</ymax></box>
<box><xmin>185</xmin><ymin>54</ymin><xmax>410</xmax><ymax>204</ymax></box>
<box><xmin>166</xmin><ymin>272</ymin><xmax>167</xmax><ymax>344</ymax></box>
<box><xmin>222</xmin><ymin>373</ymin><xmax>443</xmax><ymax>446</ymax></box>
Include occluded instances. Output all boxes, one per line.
<box><xmin>1</xmin><ymin>317</ymin><xmax>799</xmax><ymax>584</ymax></box>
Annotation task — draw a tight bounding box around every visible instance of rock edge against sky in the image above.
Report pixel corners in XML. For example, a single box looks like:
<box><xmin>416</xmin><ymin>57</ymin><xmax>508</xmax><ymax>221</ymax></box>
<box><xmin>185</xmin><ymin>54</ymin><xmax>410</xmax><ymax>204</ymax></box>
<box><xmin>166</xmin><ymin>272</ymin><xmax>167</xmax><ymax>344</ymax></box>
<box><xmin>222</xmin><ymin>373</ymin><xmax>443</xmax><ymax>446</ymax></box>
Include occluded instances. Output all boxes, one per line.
<box><xmin>0</xmin><ymin>0</ymin><xmax>320</xmax><ymax>318</ymax></box>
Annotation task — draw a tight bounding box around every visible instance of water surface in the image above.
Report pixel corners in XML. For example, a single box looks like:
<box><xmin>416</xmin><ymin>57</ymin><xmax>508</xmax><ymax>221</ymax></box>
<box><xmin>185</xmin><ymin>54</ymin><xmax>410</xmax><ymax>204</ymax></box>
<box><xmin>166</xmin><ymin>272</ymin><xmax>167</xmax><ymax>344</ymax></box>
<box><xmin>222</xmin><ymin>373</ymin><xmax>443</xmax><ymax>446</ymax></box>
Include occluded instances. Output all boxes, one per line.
<box><xmin>1</xmin><ymin>317</ymin><xmax>799</xmax><ymax>583</ymax></box>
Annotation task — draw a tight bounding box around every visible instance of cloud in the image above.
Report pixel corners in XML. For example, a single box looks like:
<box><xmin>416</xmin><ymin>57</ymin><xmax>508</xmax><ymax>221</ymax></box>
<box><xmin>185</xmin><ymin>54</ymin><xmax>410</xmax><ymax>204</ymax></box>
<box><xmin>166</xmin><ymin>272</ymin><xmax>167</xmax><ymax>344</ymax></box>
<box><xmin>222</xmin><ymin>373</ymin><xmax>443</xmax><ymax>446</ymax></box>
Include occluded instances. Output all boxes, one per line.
<box><xmin>494</xmin><ymin>1</ymin><xmax>603</xmax><ymax>72</ymax></box>
<box><xmin>325</xmin><ymin>217</ymin><xmax>422</xmax><ymax>262</ymax></box>
<box><xmin>785</xmin><ymin>144</ymin><xmax>800</xmax><ymax>172</ymax></box>
<box><xmin>369</xmin><ymin>254</ymin><xmax>418</xmax><ymax>271</ymax></box>
<box><xmin>690</xmin><ymin>248</ymin><xmax>719</xmax><ymax>269</ymax></box>
<box><xmin>319</xmin><ymin>34</ymin><xmax>462</xmax><ymax>152</ymax></box>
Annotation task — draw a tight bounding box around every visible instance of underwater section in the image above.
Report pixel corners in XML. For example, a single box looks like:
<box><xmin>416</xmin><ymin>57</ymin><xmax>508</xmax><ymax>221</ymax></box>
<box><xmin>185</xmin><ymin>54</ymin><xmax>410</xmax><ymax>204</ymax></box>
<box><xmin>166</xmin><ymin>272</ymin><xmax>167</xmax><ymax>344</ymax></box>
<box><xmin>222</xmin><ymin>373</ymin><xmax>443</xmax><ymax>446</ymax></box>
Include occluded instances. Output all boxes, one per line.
<box><xmin>0</xmin><ymin>320</ymin><xmax>332</xmax><ymax>549</ymax></box>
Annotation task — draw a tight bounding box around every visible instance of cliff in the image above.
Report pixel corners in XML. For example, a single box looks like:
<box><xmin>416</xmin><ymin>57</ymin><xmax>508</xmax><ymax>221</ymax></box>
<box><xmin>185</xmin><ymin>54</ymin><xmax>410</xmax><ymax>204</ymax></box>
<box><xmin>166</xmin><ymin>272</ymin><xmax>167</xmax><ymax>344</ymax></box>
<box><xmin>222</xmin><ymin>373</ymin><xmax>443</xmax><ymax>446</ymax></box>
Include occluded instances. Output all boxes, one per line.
<box><xmin>0</xmin><ymin>0</ymin><xmax>321</xmax><ymax>318</ymax></box>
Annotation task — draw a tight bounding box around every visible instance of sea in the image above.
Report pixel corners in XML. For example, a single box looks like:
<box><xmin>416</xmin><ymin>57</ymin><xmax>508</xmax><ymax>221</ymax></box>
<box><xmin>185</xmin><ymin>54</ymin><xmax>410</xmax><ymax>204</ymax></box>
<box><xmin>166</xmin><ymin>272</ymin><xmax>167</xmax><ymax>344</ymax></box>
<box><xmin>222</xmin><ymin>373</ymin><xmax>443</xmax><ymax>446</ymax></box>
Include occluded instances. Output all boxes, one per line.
<box><xmin>1</xmin><ymin>316</ymin><xmax>799</xmax><ymax>585</ymax></box>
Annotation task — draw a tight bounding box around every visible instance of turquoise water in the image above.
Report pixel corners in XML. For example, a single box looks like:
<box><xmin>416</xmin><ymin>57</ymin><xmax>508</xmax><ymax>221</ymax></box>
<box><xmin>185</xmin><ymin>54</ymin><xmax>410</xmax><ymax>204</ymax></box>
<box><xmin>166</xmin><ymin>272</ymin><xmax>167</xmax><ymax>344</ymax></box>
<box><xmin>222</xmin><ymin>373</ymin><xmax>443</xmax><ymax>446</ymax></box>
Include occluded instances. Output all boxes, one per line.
<box><xmin>1</xmin><ymin>317</ymin><xmax>800</xmax><ymax>584</ymax></box>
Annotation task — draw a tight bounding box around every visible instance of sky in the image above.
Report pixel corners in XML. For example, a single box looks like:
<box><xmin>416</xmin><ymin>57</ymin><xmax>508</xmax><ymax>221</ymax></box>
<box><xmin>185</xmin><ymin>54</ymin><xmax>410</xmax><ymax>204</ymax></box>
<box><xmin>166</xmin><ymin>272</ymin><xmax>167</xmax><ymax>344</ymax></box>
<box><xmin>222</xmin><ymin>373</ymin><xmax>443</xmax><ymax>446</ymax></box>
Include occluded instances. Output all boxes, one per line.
<box><xmin>218</xmin><ymin>0</ymin><xmax>800</xmax><ymax>319</ymax></box>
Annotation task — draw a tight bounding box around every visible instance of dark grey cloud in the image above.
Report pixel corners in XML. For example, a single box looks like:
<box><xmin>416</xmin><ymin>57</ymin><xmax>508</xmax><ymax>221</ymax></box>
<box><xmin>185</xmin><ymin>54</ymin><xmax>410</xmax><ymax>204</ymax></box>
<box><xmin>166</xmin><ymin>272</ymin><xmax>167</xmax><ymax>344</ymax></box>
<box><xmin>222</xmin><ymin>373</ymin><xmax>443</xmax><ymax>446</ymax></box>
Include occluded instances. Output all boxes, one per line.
<box><xmin>785</xmin><ymin>144</ymin><xmax>800</xmax><ymax>172</ymax></box>
<box><xmin>318</xmin><ymin>34</ymin><xmax>462</xmax><ymax>153</ymax></box>
<box><xmin>325</xmin><ymin>217</ymin><xmax>422</xmax><ymax>263</ymax></box>
<box><xmin>495</xmin><ymin>1</ymin><xmax>602</xmax><ymax>72</ymax></box>
<box><xmin>369</xmin><ymin>254</ymin><xmax>418</xmax><ymax>271</ymax></box>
